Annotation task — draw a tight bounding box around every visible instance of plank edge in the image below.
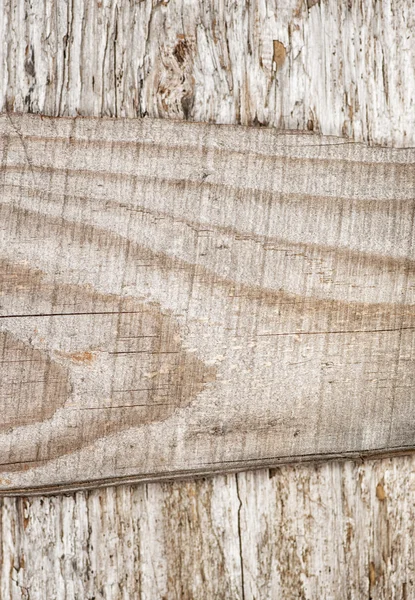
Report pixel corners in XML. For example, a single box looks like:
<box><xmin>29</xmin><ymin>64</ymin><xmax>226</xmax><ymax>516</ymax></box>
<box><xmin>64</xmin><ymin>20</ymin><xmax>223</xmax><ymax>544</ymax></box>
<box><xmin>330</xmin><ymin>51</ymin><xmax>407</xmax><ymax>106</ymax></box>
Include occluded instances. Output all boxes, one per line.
<box><xmin>2</xmin><ymin>445</ymin><xmax>415</xmax><ymax>497</ymax></box>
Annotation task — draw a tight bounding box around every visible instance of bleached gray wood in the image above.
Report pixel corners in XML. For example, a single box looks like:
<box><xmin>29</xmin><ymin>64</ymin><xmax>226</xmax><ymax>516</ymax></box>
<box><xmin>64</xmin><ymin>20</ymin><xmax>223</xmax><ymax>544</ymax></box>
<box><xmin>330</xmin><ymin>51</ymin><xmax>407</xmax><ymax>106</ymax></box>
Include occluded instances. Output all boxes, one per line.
<box><xmin>1</xmin><ymin>0</ymin><xmax>415</xmax><ymax>597</ymax></box>
<box><xmin>1</xmin><ymin>113</ymin><xmax>414</xmax><ymax>494</ymax></box>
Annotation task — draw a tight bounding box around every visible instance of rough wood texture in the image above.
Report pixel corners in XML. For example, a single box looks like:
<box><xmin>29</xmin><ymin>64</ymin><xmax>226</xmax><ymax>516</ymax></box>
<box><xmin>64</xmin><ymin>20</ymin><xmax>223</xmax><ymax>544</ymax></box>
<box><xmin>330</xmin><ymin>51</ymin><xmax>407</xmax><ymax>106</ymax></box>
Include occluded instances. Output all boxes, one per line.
<box><xmin>1</xmin><ymin>0</ymin><xmax>415</xmax><ymax>596</ymax></box>
<box><xmin>1</xmin><ymin>113</ymin><xmax>415</xmax><ymax>494</ymax></box>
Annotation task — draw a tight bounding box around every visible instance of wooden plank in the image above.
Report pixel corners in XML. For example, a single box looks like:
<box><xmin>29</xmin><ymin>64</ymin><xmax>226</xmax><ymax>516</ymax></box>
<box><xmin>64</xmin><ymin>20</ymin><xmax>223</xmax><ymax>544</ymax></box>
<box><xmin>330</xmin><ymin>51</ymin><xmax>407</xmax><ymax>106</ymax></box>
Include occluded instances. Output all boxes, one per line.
<box><xmin>0</xmin><ymin>113</ymin><xmax>414</xmax><ymax>494</ymax></box>
<box><xmin>3</xmin><ymin>460</ymin><xmax>415</xmax><ymax>600</ymax></box>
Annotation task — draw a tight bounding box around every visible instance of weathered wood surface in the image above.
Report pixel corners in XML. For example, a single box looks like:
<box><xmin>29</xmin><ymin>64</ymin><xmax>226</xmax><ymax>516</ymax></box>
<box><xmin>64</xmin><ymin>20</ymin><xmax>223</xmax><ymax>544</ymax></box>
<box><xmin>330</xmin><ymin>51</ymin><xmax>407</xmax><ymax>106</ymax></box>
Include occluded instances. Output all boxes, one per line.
<box><xmin>1</xmin><ymin>0</ymin><xmax>415</xmax><ymax>596</ymax></box>
<box><xmin>2</xmin><ymin>461</ymin><xmax>415</xmax><ymax>600</ymax></box>
<box><xmin>1</xmin><ymin>113</ymin><xmax>414</xmax><ymax>493</ymax></box>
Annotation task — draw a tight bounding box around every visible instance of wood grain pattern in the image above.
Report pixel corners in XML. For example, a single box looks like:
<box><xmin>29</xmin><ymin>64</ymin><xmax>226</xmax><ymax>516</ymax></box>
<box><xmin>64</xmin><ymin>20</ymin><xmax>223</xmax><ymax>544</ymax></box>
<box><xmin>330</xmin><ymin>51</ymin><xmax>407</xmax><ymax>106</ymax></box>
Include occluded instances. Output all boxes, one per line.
<box><xmin>0</xmin><ymin>113</ymin><xmax>414</xmax><ymax>493</ymax></box>
<box><xmin>1</xmin><ymin>0</ymin><xmax>415</xmax><ymax>597</ymax></box>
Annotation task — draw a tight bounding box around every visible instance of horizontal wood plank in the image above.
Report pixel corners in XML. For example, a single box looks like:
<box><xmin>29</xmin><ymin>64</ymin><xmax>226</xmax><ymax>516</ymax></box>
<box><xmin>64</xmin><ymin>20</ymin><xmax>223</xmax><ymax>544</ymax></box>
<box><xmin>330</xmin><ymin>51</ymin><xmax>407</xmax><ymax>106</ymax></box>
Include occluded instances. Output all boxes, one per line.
<box><xmin>0</xmin><ymin>113</ymin><xmax>414</xmax><ymax>494</ymax></box>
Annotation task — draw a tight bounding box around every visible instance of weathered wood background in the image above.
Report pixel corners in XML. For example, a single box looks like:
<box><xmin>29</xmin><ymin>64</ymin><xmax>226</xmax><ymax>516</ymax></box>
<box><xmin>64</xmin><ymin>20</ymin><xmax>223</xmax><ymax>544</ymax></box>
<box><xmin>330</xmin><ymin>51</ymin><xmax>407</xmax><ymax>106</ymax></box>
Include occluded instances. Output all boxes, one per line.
<box><xmin>1</xmin><ymin>0</ymin><xmax>414</xmax><ymax>597</ymax></box>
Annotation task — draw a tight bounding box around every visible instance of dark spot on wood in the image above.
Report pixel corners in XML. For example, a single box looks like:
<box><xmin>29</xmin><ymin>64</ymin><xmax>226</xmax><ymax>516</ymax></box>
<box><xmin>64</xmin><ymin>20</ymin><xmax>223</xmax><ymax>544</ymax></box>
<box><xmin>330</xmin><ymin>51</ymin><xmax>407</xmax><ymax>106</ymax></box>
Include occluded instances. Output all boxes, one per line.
<box><xmin>268</xmin><ymin>468</ymin><xmax>280</xmax><ymax>479</ymax></box>
<box><xmin>24</xmin><ymin>86</ymin><xmax>35</xmax><ymax>113</ymax></box>
<box><xmin>173</xmin><ymin>39</ymin><xmax>189</xmax><ymax>65</ymax></box>
<box><xmin>251</xmin><ymin>115</ymin><xmax>266</xmax><ymax>127</ymax></box>
<box><xmin>307</xmin><ymin>0</ymin><xmax>320</xmax><ymax>8</ymax></box>
<box><xmin>24</xmin><ymin>46</ymin><xmax>36</xmax><ymax>78</ymax></box>
<box><xmin>181</xmin><ymin>94</ymin><xmax>194</xmax><ymax>119</ymax></box>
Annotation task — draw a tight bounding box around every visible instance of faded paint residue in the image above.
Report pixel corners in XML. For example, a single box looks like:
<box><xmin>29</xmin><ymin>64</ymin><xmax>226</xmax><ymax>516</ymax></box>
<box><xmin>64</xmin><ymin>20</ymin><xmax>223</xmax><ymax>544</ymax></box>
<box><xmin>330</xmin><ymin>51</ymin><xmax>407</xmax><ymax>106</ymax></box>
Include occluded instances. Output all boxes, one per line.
<box><xmin>376</xmin><ymin>482</ymin><xmax>386</xmax><ymax>500</ymax></box>
<box><xmin>273</xmin><ymin>41</ymin><xmax>286</xmax><ymax>69</ymax></box>
<box><xmin>65</xmin><ymin>350</ymin><xmax>96</xmax><ymax>365</ymax></box>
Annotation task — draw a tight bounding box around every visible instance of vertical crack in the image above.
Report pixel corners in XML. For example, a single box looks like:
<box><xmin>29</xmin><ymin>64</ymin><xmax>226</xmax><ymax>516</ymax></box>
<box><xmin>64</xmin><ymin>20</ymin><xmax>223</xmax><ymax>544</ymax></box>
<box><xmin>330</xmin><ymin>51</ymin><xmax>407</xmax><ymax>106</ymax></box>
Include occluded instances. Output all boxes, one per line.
<box><xmin>113</xmin><ymin>5</ymin><xmax>119</xmax><ymax>118</ymax></box>
<box><xmin>235</xmin><ymin>473</ymin><xmax>245</xmax><ymax>600</ymax></box>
